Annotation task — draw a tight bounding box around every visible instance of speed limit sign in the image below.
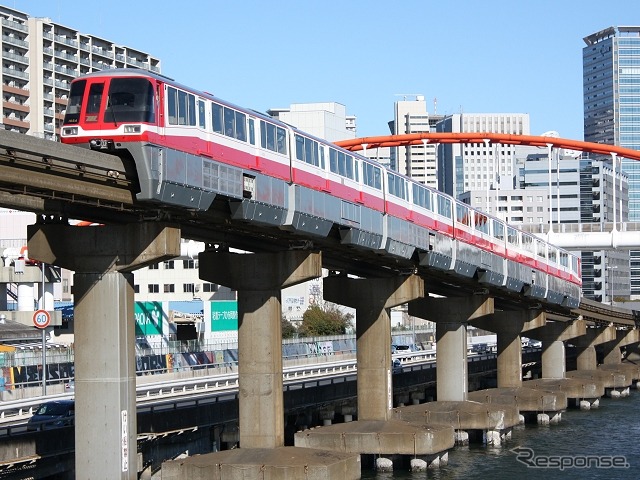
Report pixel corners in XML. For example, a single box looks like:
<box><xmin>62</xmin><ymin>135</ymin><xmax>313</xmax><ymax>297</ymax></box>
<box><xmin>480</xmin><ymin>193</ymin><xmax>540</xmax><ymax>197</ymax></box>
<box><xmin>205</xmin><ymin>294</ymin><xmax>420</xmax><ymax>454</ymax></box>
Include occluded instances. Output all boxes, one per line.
<box><xmin>33</xmin><ymin>309</ymin><xmax>51</xmax><ymax>329</ymax></box>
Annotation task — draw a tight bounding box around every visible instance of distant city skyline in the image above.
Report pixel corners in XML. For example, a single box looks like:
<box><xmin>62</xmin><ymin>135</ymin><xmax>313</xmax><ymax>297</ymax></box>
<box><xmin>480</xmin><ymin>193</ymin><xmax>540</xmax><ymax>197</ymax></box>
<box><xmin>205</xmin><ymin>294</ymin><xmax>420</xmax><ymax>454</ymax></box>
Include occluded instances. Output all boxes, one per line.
<box><xmin>8</xmin><ymin>0</ymin><xmax>639</xmax><ymax>141</ymax></box>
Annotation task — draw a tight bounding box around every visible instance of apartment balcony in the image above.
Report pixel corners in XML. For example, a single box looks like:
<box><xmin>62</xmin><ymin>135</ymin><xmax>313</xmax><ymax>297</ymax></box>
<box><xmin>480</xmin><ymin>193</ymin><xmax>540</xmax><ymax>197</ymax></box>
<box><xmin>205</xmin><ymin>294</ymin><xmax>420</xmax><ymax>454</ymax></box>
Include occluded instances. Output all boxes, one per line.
<box><xmin>91</xmin><ymin>46</ymin><xmax>114</xmax><ymax>60</ymax></box>
<box><xmin>2</xmin><ymin>116</ymin><xmax>30</xmax><ymax>129</ymax></box>
<box><xmin>1</xmin><ymin>18</ymin><xmax>28</xmax><ymax>33</ymax></box>
<box><xmin>55</xmin><ymin>96</ymin><xmax>69</xmax><ymax>105</ymax></box>
<box><xmin>53</xmin><ymin>50</ymin><xmax>79</xmax><ymax>63</ymax></box>
<box><xmin>2</xmin><ymin>35</ymin><xmax>28</xmax><ymax>48</ymax></box>
<box><xmin>2</xmin><ymin>51</ymin><xmax>29</xmax><ymax>65</ymax></box>
<box><xmin>2</xmin><ymin>84</ymin><xmax>29</xmax><ymax>96</ymax></box>
<box><xmin>54</xmin><ymin>35</ymin><xmax>79</xmax><ymax>49</ymax></box>
<box><xmin>3</xmin><ymin>100</ymin><xmax>29</xmax><ymax>114</ymax></box>
<box><xmin>1</xmin><ymin>67</ymin><xmax>28</xmax><ymax>80</ymax></box>
<box><xmin>54</xmin><ymin>65</ymin><xmax>79</xmax><ymax>77</ymax></box>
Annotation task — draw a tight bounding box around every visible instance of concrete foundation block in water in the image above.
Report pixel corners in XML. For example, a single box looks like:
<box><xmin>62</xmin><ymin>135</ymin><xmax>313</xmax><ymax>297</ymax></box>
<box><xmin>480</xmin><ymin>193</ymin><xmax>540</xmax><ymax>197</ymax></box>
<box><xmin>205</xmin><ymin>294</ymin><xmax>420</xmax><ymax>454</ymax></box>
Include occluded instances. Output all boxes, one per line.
<box><xmin>455</xmin><ymin>430</ymin><xmax>469</xmax><ymax>445</ymax></box>
<box><xmin>376</xmin><ymin>457</ymin><xmax>393</xmax><ymax>472</ymax></box>
<box><xmin>411</xmin><ymin>459</ymin><xmax>428</xmax><ymax>472</ymax></box>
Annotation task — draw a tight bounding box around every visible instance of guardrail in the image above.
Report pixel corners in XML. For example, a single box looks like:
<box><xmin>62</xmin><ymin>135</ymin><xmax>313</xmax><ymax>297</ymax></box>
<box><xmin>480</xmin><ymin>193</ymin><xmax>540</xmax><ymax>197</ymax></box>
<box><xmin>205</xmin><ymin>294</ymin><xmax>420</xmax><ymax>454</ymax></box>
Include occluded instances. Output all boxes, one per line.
<box><xmin>0</xmin><ymin>351</ymin><xmax>440</xmax><ymax>427</ymax></box>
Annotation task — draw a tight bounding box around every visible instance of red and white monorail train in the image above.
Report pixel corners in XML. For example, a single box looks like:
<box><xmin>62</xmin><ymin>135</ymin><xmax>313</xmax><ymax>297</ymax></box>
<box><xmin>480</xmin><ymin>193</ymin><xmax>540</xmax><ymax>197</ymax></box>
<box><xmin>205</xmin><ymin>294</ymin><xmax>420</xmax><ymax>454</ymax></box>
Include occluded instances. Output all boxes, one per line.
<box><xmin>60</xmin><ymin>69</ymin><xmax>582</xmax><ymax>308</ymax></box>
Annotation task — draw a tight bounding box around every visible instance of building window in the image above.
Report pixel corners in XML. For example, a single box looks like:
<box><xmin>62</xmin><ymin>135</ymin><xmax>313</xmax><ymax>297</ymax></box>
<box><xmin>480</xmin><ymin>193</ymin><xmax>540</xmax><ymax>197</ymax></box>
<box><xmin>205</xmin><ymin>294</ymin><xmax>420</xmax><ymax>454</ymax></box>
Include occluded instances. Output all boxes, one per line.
<box><xmin>149</xmin><ymin>263</ymin><xmax>159</xmax><ymax>270</ymax></box>
<box><xmin>183</xmin><ymin>283</ymin><xmax>195</xmax><ymax>293</ymax></box>
<box><xmin>134</xmin><ymin>284</ymin><xmax>139</xmax><ymax>293</ymax></box>
<box><xmin>148</xmin><ymin>284</ymin><xmax>159</xmax><ymax>293</ymax></box>
<box><xmin>203</xmin><ymin>283</ymin><xmax>218</xmax><ymax>293</ymax></box>
<box><xmin>163</xmin><ymin>260</ymin><xmax>174</xmax><ymax>270</ymax></box>
<box><xmin>183</xmin><ymin>259</ymin><xmax>197</xmax><ymax>269</ymax></box>
<box><xmin>164</xmin><ymin>284</ymin><xmax>175</xmax><ymax>293</ymax></box>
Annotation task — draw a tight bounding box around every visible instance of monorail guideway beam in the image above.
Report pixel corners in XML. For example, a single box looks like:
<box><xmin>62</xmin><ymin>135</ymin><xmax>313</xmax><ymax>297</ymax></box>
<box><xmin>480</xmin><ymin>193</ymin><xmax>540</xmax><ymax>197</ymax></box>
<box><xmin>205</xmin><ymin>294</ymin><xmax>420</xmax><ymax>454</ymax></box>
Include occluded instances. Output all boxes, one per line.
<box><xmin>323</xmin><ymin>274</ymin><xmax>424</xmax><ymax>420</ymax></box>
<box><xmin>27</xmin><ymin>222</ymin><xmax>181</xmax><ymax>480</ymax></box>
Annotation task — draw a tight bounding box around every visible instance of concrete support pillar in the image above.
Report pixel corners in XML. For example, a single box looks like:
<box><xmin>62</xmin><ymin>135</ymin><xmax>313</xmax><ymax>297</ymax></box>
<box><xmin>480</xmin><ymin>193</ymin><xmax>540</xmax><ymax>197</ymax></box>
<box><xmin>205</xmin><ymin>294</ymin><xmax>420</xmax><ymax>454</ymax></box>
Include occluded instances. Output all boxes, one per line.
<box><xmin>573</xmin><ymin>326</ymin><xmax>616</xmax><ymax>371</ymax></box>
<box><xmin>471</xmin><ymin>310</ymin><xmax>545</xmax><ymax>388</ymax></box>
<box><xmin>324</xmin><ymin>274</ymin><xmax>424</xmax><ymax>420</ymax></box>
<box><xmin>601</xmin><ymin>329</ymin><xmax>640</xmax><ymax>365</ymax></box>
<box><xmin>28</xmin><ymin>222</ymin><xmax>181</xmax><ymax>480</ymax></box>
<box><xmin>409</xmin><ymin>295</ymin><xmax>493</xmax><ymax>401</ymax></box>
<box><xmin>603</xmin><ymin>345</ymin><xmax>622</xmax><ymax>365</ymax></box>
<box><xmin>199</xmin><ymin>250</ymin><xmax>322</xmax><ymax>448</ymax></box>
<box><xmin>436</xmin><ymin>320</ymin><xmax>468</xmax><ymax>401</ymax></box>
<box><xmin>577</xmin><ymin>345</ymin><xmax>598</xmax><ymax>370</ymax></box>
<box><xmin>527</xmin><ymin>319</ymin><xmax>586</xmax><ymax>380</ymax></box>
<box><xmin>542</xmin><ymin>341</ymin><xmax>566</xmax><ymax>379</ymax></box>
<box><xmin>17</xmin><ymin>283</ymin><xmax>33</xmax><ymax>310</ymax></box>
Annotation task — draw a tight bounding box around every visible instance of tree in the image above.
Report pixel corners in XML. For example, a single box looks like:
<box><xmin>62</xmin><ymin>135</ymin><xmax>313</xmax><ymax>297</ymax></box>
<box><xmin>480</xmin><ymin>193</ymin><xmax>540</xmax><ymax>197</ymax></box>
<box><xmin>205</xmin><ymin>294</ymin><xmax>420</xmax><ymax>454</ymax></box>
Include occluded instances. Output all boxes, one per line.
<box><xmin>298</xmin><ymin>302</ymin><xmax>353</xmax><ymax>337</ymax></box>
<box><xmin>281</xmin><ymin>316</ymin><xmax>297</xmax><ymax>339</ymax></box>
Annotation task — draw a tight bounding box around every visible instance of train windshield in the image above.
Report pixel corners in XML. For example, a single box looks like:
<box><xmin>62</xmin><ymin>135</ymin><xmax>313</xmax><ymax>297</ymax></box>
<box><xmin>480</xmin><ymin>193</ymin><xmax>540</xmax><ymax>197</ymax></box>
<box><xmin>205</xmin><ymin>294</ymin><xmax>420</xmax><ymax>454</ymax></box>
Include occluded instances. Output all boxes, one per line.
<box><xmin>105</xmin><ymin>78</ymin><xmax>155</xmax><ymax>123</ymax></box>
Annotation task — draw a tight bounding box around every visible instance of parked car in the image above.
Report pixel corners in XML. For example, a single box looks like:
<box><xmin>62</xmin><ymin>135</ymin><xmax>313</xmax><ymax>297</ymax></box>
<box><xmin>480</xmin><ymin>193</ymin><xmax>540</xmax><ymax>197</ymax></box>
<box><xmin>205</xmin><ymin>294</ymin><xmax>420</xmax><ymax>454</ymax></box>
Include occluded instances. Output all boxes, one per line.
<box><xmin>471</xmin><ymin>343</ymin><xmax>488</xmax><ymax>354</ymax></box>
<box><xmin>27</xmin><ymin>400</ymin><xmax>75</xmax><ymax>431</ymax></box>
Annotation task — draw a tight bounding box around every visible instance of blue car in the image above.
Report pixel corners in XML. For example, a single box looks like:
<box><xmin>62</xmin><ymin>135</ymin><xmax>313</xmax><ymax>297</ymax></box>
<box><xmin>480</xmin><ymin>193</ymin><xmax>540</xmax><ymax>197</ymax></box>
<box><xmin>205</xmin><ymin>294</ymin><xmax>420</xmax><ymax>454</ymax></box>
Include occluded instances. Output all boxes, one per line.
<box><xmin>27</xmin><ymin>400</ymin><xmax>75</xmax><ymax>430</ymax></box>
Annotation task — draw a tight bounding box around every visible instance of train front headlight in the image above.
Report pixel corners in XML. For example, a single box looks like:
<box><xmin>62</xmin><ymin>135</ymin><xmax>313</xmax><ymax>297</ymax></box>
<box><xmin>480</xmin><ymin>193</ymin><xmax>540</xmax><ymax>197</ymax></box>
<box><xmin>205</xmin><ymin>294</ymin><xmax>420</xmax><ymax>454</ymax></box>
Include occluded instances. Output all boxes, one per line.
<box><xmin>62</xmin><ymin>127</ymin><xmax>78</xmax><ymax>136</ymax></box>
<box><xmin>123</xmin><ymin>125</ymin><xmax>141</xmax><ymax>134</ymax></box>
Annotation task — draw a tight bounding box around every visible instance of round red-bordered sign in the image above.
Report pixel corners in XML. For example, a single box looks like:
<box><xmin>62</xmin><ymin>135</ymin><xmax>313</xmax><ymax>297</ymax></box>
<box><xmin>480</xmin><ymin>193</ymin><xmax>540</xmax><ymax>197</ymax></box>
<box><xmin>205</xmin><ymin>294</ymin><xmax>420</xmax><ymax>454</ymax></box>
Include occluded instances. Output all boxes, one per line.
<box><xmin>33</xmin><ymin>309</ymin><xmax>51</xmax><ymax>329</ymax></box>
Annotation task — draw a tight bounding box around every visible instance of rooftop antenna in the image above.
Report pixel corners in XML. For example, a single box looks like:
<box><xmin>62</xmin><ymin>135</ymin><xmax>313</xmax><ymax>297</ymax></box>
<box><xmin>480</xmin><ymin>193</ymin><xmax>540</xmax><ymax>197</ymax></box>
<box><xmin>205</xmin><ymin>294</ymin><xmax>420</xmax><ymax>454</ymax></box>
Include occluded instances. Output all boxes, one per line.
<box><xmin>433</xmin><ymin>97</ymin><xmax>437</xmax><ymax>115</ymax></box>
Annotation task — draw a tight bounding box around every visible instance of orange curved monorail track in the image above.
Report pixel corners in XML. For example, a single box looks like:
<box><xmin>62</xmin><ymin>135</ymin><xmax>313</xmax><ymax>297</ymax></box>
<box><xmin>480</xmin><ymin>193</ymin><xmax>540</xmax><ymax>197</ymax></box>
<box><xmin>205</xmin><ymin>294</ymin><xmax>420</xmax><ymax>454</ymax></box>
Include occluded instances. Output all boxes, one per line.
<box><xmin>334</xmin><ymin>133</ymin><xmax>640</xmax><ymax>161</ymax></box>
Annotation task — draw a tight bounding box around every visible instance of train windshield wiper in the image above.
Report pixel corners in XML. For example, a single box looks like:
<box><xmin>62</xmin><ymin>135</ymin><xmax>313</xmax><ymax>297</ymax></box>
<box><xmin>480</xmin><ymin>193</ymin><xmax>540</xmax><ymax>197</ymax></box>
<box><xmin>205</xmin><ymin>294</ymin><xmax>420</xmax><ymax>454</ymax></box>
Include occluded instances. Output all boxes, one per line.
<box><xmin>106</xmin><ymin>96</ymin><xmax>118</xmax><ymax>127</ymax></box>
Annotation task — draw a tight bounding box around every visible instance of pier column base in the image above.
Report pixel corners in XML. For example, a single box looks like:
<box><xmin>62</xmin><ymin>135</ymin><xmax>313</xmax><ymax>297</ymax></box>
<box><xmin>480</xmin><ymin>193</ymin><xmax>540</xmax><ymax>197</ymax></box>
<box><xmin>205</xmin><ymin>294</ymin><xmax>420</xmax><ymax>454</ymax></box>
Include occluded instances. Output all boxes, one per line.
<box><xmin>28</xmin><ymin>222</ymin><xmax>181</xmax><ymax>480</ymax></box>
<box><xmin>409</xmin><ymin>296</ymin><xmax>494</xmax><ymax>401</ymax></box>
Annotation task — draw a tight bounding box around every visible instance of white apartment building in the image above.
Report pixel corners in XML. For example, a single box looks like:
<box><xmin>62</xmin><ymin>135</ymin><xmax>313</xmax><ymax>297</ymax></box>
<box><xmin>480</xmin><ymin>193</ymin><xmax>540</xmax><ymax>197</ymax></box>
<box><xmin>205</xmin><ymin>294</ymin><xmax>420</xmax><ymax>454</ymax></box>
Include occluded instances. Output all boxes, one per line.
<box><xmin>437</xmin><ymin>113</ymin><xmax>530</xmax><ymax>198</ymax></box>
<box><xmin>389</xmin><ymin>95</ymin><xmax>443</xmax><ymax>188</ymax></box>
<box><xmin>0</xmin><ymin>5</ymin><xmax>160</xmax><ymax>139</ymax></box>
<box><xmin>267</xmin><ymin>102</ymin><xmax>356</xmax><ymax>143</ymax></box>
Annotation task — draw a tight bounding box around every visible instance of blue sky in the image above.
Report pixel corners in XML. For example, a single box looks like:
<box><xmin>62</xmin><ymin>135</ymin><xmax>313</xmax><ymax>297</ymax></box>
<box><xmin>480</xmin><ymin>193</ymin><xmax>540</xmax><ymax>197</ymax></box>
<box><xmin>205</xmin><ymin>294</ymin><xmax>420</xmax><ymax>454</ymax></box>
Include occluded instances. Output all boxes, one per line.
<box><xmin>9</xmin><ymin>0</ymin><xmax>639</xmax><ymax>141</ymax></box>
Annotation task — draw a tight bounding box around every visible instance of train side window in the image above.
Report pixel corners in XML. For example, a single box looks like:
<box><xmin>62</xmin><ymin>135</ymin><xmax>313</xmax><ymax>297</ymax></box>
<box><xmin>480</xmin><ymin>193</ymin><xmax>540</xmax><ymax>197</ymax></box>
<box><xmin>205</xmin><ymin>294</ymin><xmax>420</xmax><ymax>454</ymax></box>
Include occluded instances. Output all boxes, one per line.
<box><xmin>235</xmin><ymin>112</ymin><xmax>246</xmax><ymax>141</ymax></box>
<box><xmin>167</xmin><ymin>87</ymin><xmax>177</xmax><ymax>125</ymax></box>
<box><xmin>345</xmin><ymin>154</ymin><xmax>354</xmax><ymax>179</ymax></box>
<box><xmin>363</xmin><ymin>162</ymin><xmax>381</xmax><ymax>190</ymax></box>
<box><xmin>224</xmin><ymin>107</ymin><xmax>235</xmax><ymax>136</ymax></box>
<box><xmin>212</xmin><ymin>103</ymin><xmax>223</xmax><ymax>133</ymax></box>
<box><xmin>177</xmin><ymin>90</ymin><xmax>188</xmax><ymax>125</ymax></box>
<box><xmin>329</xmin><ymin>149</ymin><xmax>338</xmax><ymax>173</ymax></box>
<box><xmin>507</xmin><ymin>227</ymin><xmax>519</xmax><ymax>245</ymax></box>
<box><xmin>248</xmin><ymin>118</ymin><xmax>255</xmax><ymax>144</ymax></box>
<box><xmin>437</xmin><ymin>194</ymin><xmax>451</xmax><ymax>218</ymax></box>
<box><xmin>188</xmin><ymin>94</ymin><xmax>196</xmax><ymax>126</ymax></box>
<box><xmin>456</xmin><ymin>203</ymin><xmax>470</xmax><ymax>226</ymax></box>
<box><xmin>493</xmin><ymin>220</ymin><xmax>504</xmax><ymax>241</ymax></box>
<box><xmin>412</xmin><ymin>184</ymin><xmax>431</xmax><ymax>210</ymax></box>
<box><xmin>354</xmin><ymin>159</ymin><xmax>359</xmax><ymax>182</ymax></box>
<box><xmin>266</xmin><ymin>123</ymin><xmax>276</xmax><ymax>150</ymax></box>
<box><xmin>295</xmin><ymin>134</ymin><xmax>304</xmax><ymax>161</ymax></box>
<box><xmin>198</xmin><ymin>100</ymin><xmax>205</xmax><ymax>129</ymax></box>
<box><xmin>276</xmin><ymin>127</ymin><xmax>287</xmax><ymax>155</ymax></box>
<box><xmin>86</xmin><ymin>83</ymin><xmax>104</xmax><ymax>118</ymax></box>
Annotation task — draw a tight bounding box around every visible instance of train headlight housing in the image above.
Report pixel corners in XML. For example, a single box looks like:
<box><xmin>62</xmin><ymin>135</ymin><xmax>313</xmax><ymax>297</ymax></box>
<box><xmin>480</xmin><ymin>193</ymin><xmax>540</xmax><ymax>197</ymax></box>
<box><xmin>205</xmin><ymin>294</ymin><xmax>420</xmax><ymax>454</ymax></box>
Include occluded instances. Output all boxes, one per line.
<box><xmin>62</xmin><ymin>127</ymin><xmax>78</xmax><ymax>136</ymax></box>
<box><xmin>123</xmin><ymin>125</ymin><xmax>141</xmax><ymax>134</ymax></box>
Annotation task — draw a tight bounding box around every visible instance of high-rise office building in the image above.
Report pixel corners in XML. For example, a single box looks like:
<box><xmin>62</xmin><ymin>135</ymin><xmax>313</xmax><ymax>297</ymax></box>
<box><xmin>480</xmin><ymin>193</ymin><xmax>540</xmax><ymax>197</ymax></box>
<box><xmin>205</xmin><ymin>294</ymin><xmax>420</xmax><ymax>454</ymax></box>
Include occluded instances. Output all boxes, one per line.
<box><xmin>0</xmin><ymin>5</ymin><xmax>160</xmax><ymax>140</ymax></box>
<box><xmin>583</xmin><ymin>26</ymin><xmax>640</xmax><ymax>297</ymax></box>
<box><xmin>437</xmin><ymin>113</ymin><xmax>530</xmax><ymax>199</ymax></box>
<box><xmin>389</xmin><ymin>95</ymin><xmax>443</xmax><ymax>187</ymax></box>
